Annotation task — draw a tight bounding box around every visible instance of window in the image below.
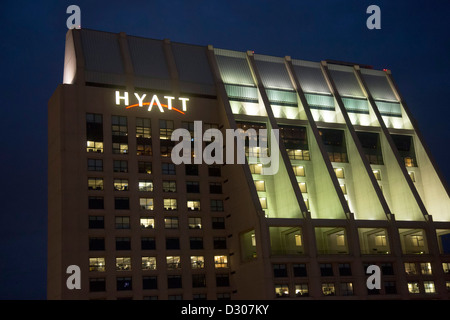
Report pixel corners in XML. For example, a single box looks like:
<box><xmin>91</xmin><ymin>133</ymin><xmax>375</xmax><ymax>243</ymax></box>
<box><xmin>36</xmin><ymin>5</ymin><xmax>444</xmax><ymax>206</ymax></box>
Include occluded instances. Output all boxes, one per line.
<box><xmin>298</xmin><ymin>182</ymin><xmax>307</xmax><ymax>193</ymax></box>
<box><xmin>216</xmin><ymin>274</ymin><xmax>230</xmax><ymax>287</ymax></box>
<box><xmin>259</xmin><ymin>197</ymin><xmax>267</xmax><ymax>209</ymax></box>
<box><xmin>89</xmin><ymin>216</ymin><xmax>104</xmax><ymax>229</ymax></box>
<box><xmin>166</xmin><ymin>237</ymin><xmax>180</xmax><ymax>250</ymax></box>
<box><xmin>87</xmin><ymin>141</ymin><xmax>104</xmax><ymax>153</ymax></box>
<box><xmin>407</xmin><ymin>282</ymin><xmax>420</xmax><ymax>294</ymax></box>
<box><xmin>295</xmin><ymin>284</ymin><xmax>309</xmax><ymax>297</ymax></box>
<box><xmin>88</xmin><ymin>159</ymin><xmax>103</xmax><ymax>171</ymax></box>
<box><xmin>188</xmin><ymin>217</ymin><xmax>202</xmax><ymax>229</ymax></box>
<box><xmin>404</xmin><ymin>262</ymin><xmax>417</xmax><ymax>275</ymax></box>
<box><xmin>338</xmin><ymin>263</ymin><xmax>352</xmax><ymax>276</ymax></box>
<box><xmin>164</xmin><ymin>198</ymin><xmax>177</xmax><ymax>211</ymax></box>
<box><xmin>89</xmin><ymin>278</ymin><xmax>106</xmax><ymax>292</ymax></box>
<box><xmin>319</xmin><ymin>128</ymin><xmax>348</xmax><ymax>163</ymax></box>
<box><xmin>373</xmin><ymin>170</ymin><xmax>381</xmax><ymax>180</ymax></box>
<box><xmin>89</xmin><ymin>258</ymin><xmax>105</xmax><ymax>272</ymax></box>
<box><xmin>138</xmin><ymin>161</ymin><xmax>152</xmax><ymax>174</ymax></box>
<box><xmin>357</xmin><ymin>131</ymin><xmax>383</xmax><ymax>165</ymax></box>
<box><xmin>340</xmin><ymin>184</ymin><xmax>347</xmax><ymax>195</ymax></box>
<box><xmin>381</xmin><ymin>263</ymin><xmax>394</xmax><ymax>275</ymax></box>
<box><xmin>163</xmin><ymin>180</ymin><xmax>177</xmax><ymax>192</ymax></box>
<box><xmin>117</xmin><ymin>277</ymin><xmax>132</xmax><ymax>291</ymax></box>
<box><xmin>140</xmin><ymin>198</ymin><xmax>154</xmax><ymax>210</ymax></box>
<box><xmin>208</xmin><ymin>165</ymin><xmax>221</xmax><ymax>177</ymax></box>
<box><xmin>162</xmin><ymin>163</ymin><xmax>176</xmax><ymax>175</ymax></box>
<box><xmin>391</xmin><ymin>134</ymin><xmax>417</xmax><ymax>167</ymax></box>
<box><xmin>115</xmin><ymin>197</ymin><xmax>129</xmax><ymax>210</ymax></box>
<box><xmin>213</xmin><ymin>237</ymin><xmax>227</xmax><ymax>249</ymax></box>
<box><xmin>167</xmin><ymin>275</ymin><xmax>182</xmax><ymax>289</ymax></box>
<box><xmin>137</xmin><ymin>142</ymin><xmax>152</xmax><ymax>156</ymax></box>
<box><xmin>211</xmin><ymin>199</ymin><xmax>224</xmax><ymax>212</ymax></box>
<box><xmin>334</xmin><ymin>168</ymin><xmax>345</xmax><ymax>179</ymax></box>
<box><xmin>116</xmin><ymin>237</ymin><xmax>131</xmax><ymax>250</ymax></box>
<box><xmin>166</xmin><ymin>256</ymin><xmax>181</xmax><ymax>270</ymax></box>
<box><xmin>139</xmin><ymin>180</ymin><xmax>153</xmax><ymax>192</ymax></box>
<box><xmin>140</xmin><ymin>218</ymin><xmax>155</xmax><ymax>229</ymax></box>
<box><xmin>293</xmin><ymin>264</ymin><xmax>307</xmax><ymax>277</ymax></box>
<box><xmin>273</xmin><ymin>264</ymin><xmax>288</xmax><ymax>277</ymax></box>
<box><xmin>424</xmin><ymin>281</ymin><xmax>436</xmax><ymax>294</ymax></box>
<box><xmin>190</xmin><ymin>237</ymin><xmax>203</xmax><ymax>250</ymax></box>
<box><xmin>384</xmin><ymin>281</ymin><xmax>397</xmax><ymax>294</ymax></box>
<box><xmin>187</xmin><ymin>200</ymin><xmax>201</xmax><ymax>211</ymax></box>
<box><xmin>88</xmin><ymin>196</ymin><xmax>104</xmax><ymax>209</ymax></box>
<box><xmin>217</xmin><ymin>293</ymin><xmax>231</xmax><ymax>300</ymax></box>
<box><xmin>320</xmin><ymin>263</ymin><xmax>333</xmax><ymax>277</ymax></box>
<box><xmin>209</xmin><ymin>182</ymin><xmax>222</xmax><ymax>194</ymax></box>
<box><xmin>249</xmin><ymin>164</ymin><xmax>263</xmax><ymax>174</ymax></box>
<box><xmin>212</xmin><ymin>217</ymin><xmax>225</xmax><ymax>229</ymax></box>
<box><xmin>214</xmin><ymin>255</ymin><xmax>228</xmax><ymax>268</ymax></box>
<box><xmin>141</xmin><ymin>237</ymin><xmax>156</xmax><ymax>250</ymax></box>
<box><xmin>164</xmin><ymin>217</ymin><xmax>179</xmax><ymax>229</ymax></box>
<box><xmin>160</xmin><ymin>140</ymin><xmax>174</xmax><ymax>157</ymax></box>
<box><xmin>136</xmin><ymin>118</ymin><xmax>151</xmax><ymax>138</ymax></box>
<box><xmin>159</xmin><ymin>119</ymin><xmax>174</xmax><ymax>140</ymax></box>
<box><xmin>286</xmin><ymin>149</ymin><xmax>310</xmax><ymax>160</ymax></box>
<box><xmin>192</xmin><ymin>274</ymin><xmax>206</xmax><ymax>288</ymax></box>
<box><xmin>89</xmin><ymin>237</ymin><xmax>105</xmax><ymax>251</ymax></box>
<box><xmin>408</xmin><ymin>171</ymin><xmax>416</xmax><ymax>182</ymax></box>
<box><xmin>116</xmin><ymin>257</ymin><xmax>131</xmax><ymax>271</ymax></box>
<box><xmin>255</xmin><ymin>180</ymin><xmax>265</xmax><ymax>191</ymax></box>
<box><xmin>112</xmin><ymin>115</ymin><xmax>127</xmax><ymax>136</ymax></box>
<box><xmin>340</xmin><ymin>282</ymin><xmax>353</xmax><ymax>296</ymax></box>
<box><xmin>114</xmin><ymin>179</ymin><xmax>129</xmax><ymax>191</ymax></box>
<box><xmin>186</xmin><ymin>181</ymin><xmax>200</xmax><ymax>193</ymax></box>
<box><xmin>88</xmin><ymin>178</ymin><xmax>104</xmax><ymax>191</ymax></box>
<box><xmin>443</xmin><ymin>262</ymin><xmax>450</xmax><ymax>274</ymax></box>
<box><xmin>190</xmin><ymin>256</ymin><xmax>205</xmax><ymax>269</ymax></box>
<box><xmin>114</xmin><ymin>160</ymin><xmax>128</xmax><ymax>173</ymax></box>
<box><xmin>293</xmin><ymin>165</ymin><xmax>305</xmax><ymax>177</ymax></box>
<box><xmin>115</xmin><ymin>216</ymin><xmax>130</xmax><ymax>229</ymax></box>
<box><xmin>112</xmin><ymin>142</ymin><xmax>128</xmax><ymax>154</ymax></box>
<box><xmin>322</xmin><ymin>283</ymin><xmax>335</xmax><ymax>296</ymax></box>
<box><xmin>185</xmin><ymin>164</ymin><xmax>199</xmax><ymax>176</ymax></box>
<box><xmin>142</xmin><ymin>276</ymin><xmax>157</xmax><ymax>290</ymax></box>
<box><xmin>420</xmin><ymin>262</ymin><xmax>432</xmax><ymax>275</ymax></box>
<box><xmin>275</xmin><ymin>284</ymin><xmax>289</xmax><ymax>298</ymax></box>
<box><xmin>86</xmin><ymin>113</ymin><xmax>103</xmax><ymax>153</ymax></box>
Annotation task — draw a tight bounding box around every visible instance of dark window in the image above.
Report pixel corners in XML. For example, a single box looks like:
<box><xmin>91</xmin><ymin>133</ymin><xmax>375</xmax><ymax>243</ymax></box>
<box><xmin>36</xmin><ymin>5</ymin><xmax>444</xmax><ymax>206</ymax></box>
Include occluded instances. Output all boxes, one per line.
<box><xmin>293</xmin><ymin>264</ymin><xmax>307</xmax><ymax>277</ymax></box>
<box><xmin>339</xmin><ymin>263</ymin><xmax>352</xmax><ymax>276</ymax></box>
<box><xmin>192</xmin><ymin>274</ymin><xmax>206</xmax><ymax>288</ymax></box>
<box><xmin>356</xmin><ymin>131</ymin><xmax>384</xmax><ymax>165</ymax></box>
<box><xmin>115</xmin><ymin>216</ymin><xmax>130</xmax><ymax>229</ymax></box>
<box><xmin>384</xmin><ymin>281</ymin><xmax>397</xmax><ymax>294</ymax></box>
<box><xmin>319</xmin><ymin>128</ymin><xmax>348</xmax><ymax>163</ymax></box>
<box><xmin>208</xmin><ymin>165</ymin><xmax>221</xmax><ymax>177</ymax></box>
<box><xmin>273</xmin><ymin>264</ymin><xmax>288</xmax><ymax>277</ymax></box>
<box><xmin>159</xmin><ymin>119</ymin><xmax>174</xmax><ymax>140</ymax></box>
<box><xmin>391</xmin><ymin>134</ymin><xmax>417</xmax><ymax>167</ymax></box>
<box><xmin>138</xmin><ymin>161</ymin><xmax>152</xmax><ymax>174</ymax></box>
<box><xmin>143</xmin><ymin>276</ymin><xmax>158</xmax><ymax>290</ymax></box>
<box><xmin>162</xmin><ymin>163</ymin><xmax>176</xmax><ymax>175</ymax></box>
<box><xmin>216</xmin><ymin>274</ymin><xmax>230</xmax><ymax>287</ymax></box>
<box><xmin>185</xmin><ymin>164</ymin><xmax>199</xmax><ymax>176</ymax></box>
<box><xmin>141</xmin><ymin>237</ymin><xmax>156</xmax><ymax>250</ymax></box>
<box><xmin>116</xmin><ymin>237</ymin><xmax>131</xmax><ymax>250</ymax></box>
<box><xmin>211</xmin><ymin>199</ymin><xmax>224</xmax><ymax>212</ymax></box>
<box><xmin>117</xmin><ymin>277</ymin><xmax>132</xmax><ymax>291</ymax></box>
<box><xmin>86</xmin><ymin>113</ymin><xmax>103</xmax><ymax>142</ymax></box>
<box><xmin>114</xmin><ymin>160</ymin><xmax>128</xmax><ymax>173</ymax></box>
<box><xmin>193</xmin><ymin>294</ymin><xmax>207</xmax><ymax>300</ymax></box>
<box><xmin>88</xmin><ymin>159</ymin><xmax>103</xmax><ymax>171</ymax></box>
<box><xmin>89</xmin><ymin>216</ymin><xmax>104</xmax><ymax>229</ymax></box>
<box><xmin>381</xmin><ymin>263</ymin><xmax>394</xmax><ymax>275</ymax></box>
<box><xmin>160</xmin><ymin>140</ymin><xmax>175</xmax><ymax>157</ymax></box>
<box><xmin>320</xmin><ymin>263</ymin><xmax>333</xmax><ymax>277</ymax></box>
<box><xmin>167</xmin><ymin>275</ymin><xmax>182</xmax><ymax>289</ymax></box>
<box><xmin>89</xmin><ymin>237</ymin><xmax>105</xmax><ymax>251</ymax></box>
<box><xmin>136</xmin><ymin>118</ymin><xmax>151</xmax><ymax>138</ymax></box>
<box><xmin>190</xmin><ymin>237</ymin><xmax>203</xmax><ymax>250</ymax></box>
<box><xmin>280</xmin><ymin>125</ymin><xmax>309</xmax><ymax>160</ymax></box>
<box><xmin>209</xmin><ymin>182</ymin><xmax>222</xmax><ymax>194</ymax></box>
<box><xmin>88</xmin><ymin>197</ymin><xmax>104</xmax><ymax>210</ymax></box>
<box><xmin>213</xmin><ymin>237</ymin><xmax>227</xmax><ymax>249</ymax></box>
<box><xmin>115</xmin><ymin>197</ymin><xmax>130</xmax><ymax>210</ymax></box>
<box><xmin>137</xmin><ymin>141</ymin><xmax>152</xmax><ymax>156</ymax></box>
<box><xmin>212</xmin><ymin>217</ymin><xmax>225</xmax><ymax>229</ymax></box>
<box><xmin>166</xmin><ymin>237</ymin><xmax>180</xmax><ymax>250</ymax></box>
<box><xmin>112</xmin><ymin>115</ymin><xmax>128</xmax><ymax>137</ymax></box>
<box><xmin>89</xmin><ymin>278</ymin><xmax>106</xmax><ymax>292</ymax></box>
<box><xmin>186</xmin><ymin>181</ymin><xmax>200</xmax><ymax>193</ymax></box>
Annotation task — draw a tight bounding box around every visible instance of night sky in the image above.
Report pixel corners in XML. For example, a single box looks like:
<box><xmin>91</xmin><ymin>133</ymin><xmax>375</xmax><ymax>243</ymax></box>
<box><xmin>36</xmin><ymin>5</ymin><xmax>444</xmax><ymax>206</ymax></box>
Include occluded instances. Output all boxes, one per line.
<box><xmin>0</xmin><ymin>0</ymin><xmax>449</xmax><ymax>299</ymax></box>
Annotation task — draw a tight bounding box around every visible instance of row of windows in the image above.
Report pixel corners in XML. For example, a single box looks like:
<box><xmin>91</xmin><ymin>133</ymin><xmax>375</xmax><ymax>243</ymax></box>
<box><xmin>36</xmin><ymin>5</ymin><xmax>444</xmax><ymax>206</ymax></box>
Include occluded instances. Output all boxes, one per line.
<box><xmin>89</xmin><ymin>236</ymin><xmax>228</xmax><ymax>251</ymax></box>
<box><xmin>89</xmin><ymin>255</ymin><xmax>229</xmax><ymax>272</ymax></box>
<box><xmin>88</xmin><ymin>159</ymin><xmax>221</xmax><ymax>177</ymax></box>
<box><xmin>89</xmin><ymin>274</ymin><xmax>231</xmax><ymax>293</ymax></box>
<box><xmin>88</xmin><ymin>197</ymin><xmax>224</xmax><ymax>211</ymax></box>
<box><xmin>88</xmin><ymin>178</ymin><xmax>223</xmax><ymax>194</ymax></box>
<box><xmin>89</xmin><ymin>216</ymin><xmax>226</xmax><ymax>230</ymax></box>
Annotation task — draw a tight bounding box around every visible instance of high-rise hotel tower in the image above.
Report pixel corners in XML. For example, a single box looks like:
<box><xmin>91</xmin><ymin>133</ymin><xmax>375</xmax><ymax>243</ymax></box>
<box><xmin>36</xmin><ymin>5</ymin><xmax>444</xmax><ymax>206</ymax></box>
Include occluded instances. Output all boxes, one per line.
<box><xmin>48</xmin><ymin>29</ymin><xmax>450</xmax><ymax>299</ymax></box>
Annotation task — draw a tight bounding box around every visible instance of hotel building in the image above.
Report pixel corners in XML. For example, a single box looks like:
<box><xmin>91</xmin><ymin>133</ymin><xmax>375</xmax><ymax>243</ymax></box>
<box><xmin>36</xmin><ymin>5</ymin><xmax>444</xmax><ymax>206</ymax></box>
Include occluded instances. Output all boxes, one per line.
<box><xmin>48</xmin><ymin>28</ymin><xmax>450</xmax><ymax>299</ymax></box>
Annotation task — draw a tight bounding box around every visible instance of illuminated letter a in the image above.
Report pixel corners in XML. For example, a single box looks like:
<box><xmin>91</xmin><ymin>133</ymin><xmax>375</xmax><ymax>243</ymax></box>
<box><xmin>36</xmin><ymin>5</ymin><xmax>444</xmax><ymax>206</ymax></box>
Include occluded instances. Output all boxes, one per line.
<box><xmin>366</xmin><ymin>5</ymin><xmax>381</xmax><ymax>30</ymax></box>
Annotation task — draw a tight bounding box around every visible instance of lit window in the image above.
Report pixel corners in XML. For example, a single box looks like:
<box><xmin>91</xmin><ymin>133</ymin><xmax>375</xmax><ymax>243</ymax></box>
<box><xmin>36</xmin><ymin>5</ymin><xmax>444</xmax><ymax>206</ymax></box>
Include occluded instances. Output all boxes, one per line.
<box><xmin>340</xmin><ymin>184</ymin><xmax>347</xmax><ymax>195</ymax></box>
<box><xmin>298</xmin><ymin>182</ymin><xmax>307</xmax><ymax>193</ymax></box>
<box><xmin>375</xmin><ymin>234</ymin><xmax>387</xmax><ymax>246</ymax></box>
<box><xmin>163</xmin><ymin>180</ymin><xmax>176</xmax><ymax>192</ymax></box>
<box><xmin>336</xmin><ymin>233</ymin><xmax>345</xmax><ymax>246</ymax></box>
<box><xmin>187</xmin><ymin>200</ymin><xmax>201</xmax><ymax>211</ymax></box>
<box><xmin>404</xmin><ymin>262</ymin><xmax>417</xmax><ymax>275</ymax></box>
<box><xmin>114</xmin><ymin>179</ymin><xmax>129</xmax><ymax>191</ymax></box>
<box><xmin>424</xmin><ymin>281</ymin><xmax>436</xmax><ymax>294</ymax></box>
<box><xmin>251</xmin><ymin>233</ymin><xmax>256</xmax><ymax>247</ymax></box>
<box><xmin>190</xmin><ymin>256</ymin><xmax>205</xmax><ymax>269</ymax></box>
<box><xmin>340</xmin><ymin>282</ymin><xmax>353</xmax><ymax>296</ymax></box>
<box><xmin>164</xmin><ymin>217</ymin><xmax>179</xmax><ymax>229</ymax></box>
<box><xmin>295</xmin><ymin>234</ymin><xmax>302</xmax><ymax>246</ymax></box>
<box><xmin>142</xmin><ymin>257</ymin><xmax>156</xmax><ymax>270</ymax></box>
<box><xmin>137</xmin><ymin>143</ymin><xmax>152</xmax><ymax>156</ymax></box>
<box><xmin>275</xmin><ymin>284</ymin><xmax>289</xmax><ymax>298</ymax></box>
<box><xmin>373</xmin><ymin>170</ymin><xmax>381</xmax><ymax>180</ymax></box>
<box><xmin>136</xmin><ymin>118</ymin><xmax>151</xmax><ymax>138</ymax></box>
<box><xmin>139</xmin><ymin>180</ymin><xmax>153</xmax><ymax>192</ymax></box>
<box><xmin>420</xmin><ymin>262</ymin><xmax>432</xmax><ymax>275</ymax></box>
<box><xmin>138</xmin><ymin>198</ymin><xmax>153</xmax><ymax>210</ymax></box>
<box><xmin>87</xmin><ymin>141</ymin><xmax>104</xmax><ymax>153</ymax></box>
<box><xmin>112</xmin><ymin>142</ymin><xmax>128</xmax><ymax>154</ymax></box>
<box><xmin>115</xmin><ymin>257</ymin><xmax>131</xmax><ymax>271</ymax></box>
<box><xmin>293</xmin><ymin>166</ymin><xmax>305</xmax><ymax>177</ymax></box>
<box><xmin>408</xmin><ymin>171</ymin><xmax>416</xmax><ymax>182</ymax></box>
<box><xmin>259</xmin><ymin>197</ymin><xmax>267</xmax><ymax>209</ymax></box>
<box><xmin>286</xmin><ymin>149</ymin><xmax>310</xmax><ymax>161</ymax></box>
<box><xmin>304</xmin><ymin>198</ymin><xmax>309</xmax><ymax>210</ymax></box>
<box><xmin>249</xmin><ymin>164</ymin><xmax>263</xmax><ymax>174</ymax></box>
<box><xmin>411</xmin><ymin>235</ymin><xmax>424</xmax><ymax>247</ymax></box>
<box><xmin>443</xmin><ymin>262</ymin><xmax>450</xmax><ymax>274</ymax></box>
<box><xmin>334</xmin><ymin>168</ymin><xmax>345</xmax><ymax>179</ymax></box>
<box><xmin>138</xmin><ymin>161</ymin><xmax>152</xmax><ymax>174</ymax></box>
<box><xmin>112</xmin><ymin>115</ymin><xmax>127</xmax><ymax>136</ymax></box>
<box><xmin>407</xmin><ymin>282</ymin><xmax>420</xmax><ymax>294</ymax></box>
<box><xmin>164</xmin><ymin>198</ymin><xmax>177</xmax><ymax>211</ymax></box>
<box><xmin>166</xmin><ymin>256</ymin><xmax>181</xmax><ymax>269</ymax></box>
<box><xmin>322</xmin><ymin>283</ymin><xmax>335</xmax><ymax>296</ymax></box>
<box><xmin>140</xmin><ymin>218</ymin><xmax>154</xmax><ymax>229</ymax></box>
<box><xmin>89</xmin><ymin>258</ymin><xmax>105</xmax><ymax>272</ymax></box>
<box><xmin>159</xmin><ymin>119</ymin><xmax>174</xmax><ymax>140</ymax></box>
<box><xmin>214</xmin><ymin>255</ymin><xmax>228</xmax><ymax>268</ymax></box>
<box><xmin>255</xmin><ymin>180</ymin><xmax>266</xmax><ymax>191</ymax></box>
<box><xmin>88</xmin><ymin>178</ymin><xmax>104</xmax><ymax>191</ymax></box>
<box><xmin>188</xmin><ymin>217</ymin><xmax>202</xmax><ymax>229</ymax></box>
<box><xmin>295</xmin><ymin>284</ymin><xmax>309</xmax><ymax>297</ymax></box>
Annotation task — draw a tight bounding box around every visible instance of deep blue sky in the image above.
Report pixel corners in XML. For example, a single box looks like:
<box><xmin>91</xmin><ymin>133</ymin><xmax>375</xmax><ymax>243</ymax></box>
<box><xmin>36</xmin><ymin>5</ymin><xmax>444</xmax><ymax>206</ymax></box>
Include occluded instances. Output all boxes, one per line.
<box><xmin>0</xmin><ymin>0</ymin><xmax>448</xmax><ymax>299</ymax></box>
